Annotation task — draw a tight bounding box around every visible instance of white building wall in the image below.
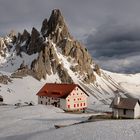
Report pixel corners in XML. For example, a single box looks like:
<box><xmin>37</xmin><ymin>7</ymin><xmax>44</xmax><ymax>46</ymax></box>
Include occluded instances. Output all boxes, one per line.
<box><xmin>113</xmin><ymin>108</ymin><xmax>134</xmax><ymax>118</ymax></box>
<box><xmin>60</xmin><ymin>99</ymin><xmax>66</xmax><ymax>110</ymax></box>
<box><xmin>134</xmin><ymin>103</ymin><xmax>140</xmax><ymax>118</ymax></box>
<box><xmin>113</xmin><ymin>108</ymin><xmax>119</xmax><ymax>118</ymax></box>
<box><xmin>38</xmin><ymin>96</ymin><xmax>60</xmax><ymax>107</ymax></box>
<box><xmin>65</xmin><ymin>86</ymin><xmax>88</xmax><ymax>111</ymax></box>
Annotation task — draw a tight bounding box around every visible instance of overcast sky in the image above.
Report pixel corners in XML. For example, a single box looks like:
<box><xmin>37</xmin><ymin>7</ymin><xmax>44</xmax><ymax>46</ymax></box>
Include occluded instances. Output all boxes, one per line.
<box><xmin>0</xmin><ymin>0</ymin><xmax>140</xmax><ymax>73</ymax></box>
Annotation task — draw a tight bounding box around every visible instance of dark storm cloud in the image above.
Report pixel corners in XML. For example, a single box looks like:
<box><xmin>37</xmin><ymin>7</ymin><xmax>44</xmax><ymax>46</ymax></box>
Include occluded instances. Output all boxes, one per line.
<box><xmin>85</xmin><ymin>22</ymin><xmax>140</xmax><ymax>73</ymax></box>
<box><xmin>86</xmin><ymin>22</ymin><xmax>140</xmax><ymax>57</ymax></box>
<box><xmin>1</xmin><ymin>0</ymin><xmax>140</xmax><ymax>37</ymax></box>
<box><xmin>1</xmin><ymin>0</ymin><xmax>140</xmax><ymax>73</ymax></box>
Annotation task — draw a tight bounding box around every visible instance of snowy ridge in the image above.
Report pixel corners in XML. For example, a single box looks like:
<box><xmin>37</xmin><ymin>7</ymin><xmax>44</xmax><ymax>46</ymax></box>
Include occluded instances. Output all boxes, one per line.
<box><xmin>106</xmin><ymin>71</ymin><xmax>140</xmax><ymax>98</ymax></box>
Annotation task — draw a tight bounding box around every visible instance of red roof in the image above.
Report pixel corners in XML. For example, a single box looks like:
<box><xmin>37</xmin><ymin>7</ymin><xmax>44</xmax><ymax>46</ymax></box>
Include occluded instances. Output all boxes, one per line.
<box><xmin>36</xmin><ymin>83</ymin><xmax>88</xmax><ymax>98</ymax></box>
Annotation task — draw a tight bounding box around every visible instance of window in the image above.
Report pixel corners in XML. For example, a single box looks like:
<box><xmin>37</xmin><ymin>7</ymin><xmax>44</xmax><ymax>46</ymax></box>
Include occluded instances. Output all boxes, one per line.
<box><xmin>123</xmin><ymin>109</ymin><xmax>127</xmax><ymax>115</ymax></box>
<box><xmin>48</xmin><ymin>99</ymin><xmax>50</xmax><ymax>102</ymax></box>
<box><xmin>68</xmin><ymin>99</ymin><xmax>70</xmax><ymax>102</ymax></box>
<box><xmin>41</xmin><ymin>101</ymin><xmax>43</xmax><ymax>104</ymax></box>
<box><xmin>46</xmin><ymin>102</ymin><xmax>47</xmax><ymax>105</ymax></box>
<box><xmin>74</xmin><ymin>104</ymin><xmax>76</xmax><ymax>107</ymax></box>
<box><xmin>83</xmin><ymin>103</ymin><xmax>85</xmax><ymax>106</ymax></box>
<box><xmin>68</xmin><ymin>105</ymin><xmax>70</xmax><ymax>108</ymax></box>
<box><xmin>73</xmin><ymin>93</ymin><xmax>75</xmax><ymax>96</ymax></box>
<box><xmin>77</xmin><ymin>104</ymin><xmax>79</xmax><ymax>107</ymax></box>
<box><xmin>46</xmin><ymin>97</ymin><xmax>47</xmax><ymax>99</ymax></box>
<box><xmin>80</xmin><ymin>103</ymin><xmax>82</xmax><ymax>107</ymax></box>
<box><xmin>74</xmin><ymin>99</ymin><xmax>76</xmax><ymax>101</ymax></box>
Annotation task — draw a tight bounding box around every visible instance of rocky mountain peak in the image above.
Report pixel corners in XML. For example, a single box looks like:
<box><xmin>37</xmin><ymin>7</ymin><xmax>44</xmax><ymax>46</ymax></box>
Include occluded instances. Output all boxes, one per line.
<box><xmin>48</xmin><ymin>9</ymin><xmax>64</xmax><ymax>31</ymax></box>
<box><xmin>8</xmin><ymin>30</ymin><xmax>17</xmax><ymax>38</ymax></box>
<box><xmin>22</xmin><ymin>29</ymin><xmax>30</xmax><ymax>41</ymax></box>
<box><xmin>0</xmin><ymin>9</ymin><xmax>101</xmax><ymax>84</ymax></box>
<box><xmin>16</xmin><ymin>29</ymin><xmax>30</xmax><ymax>44</ymax></box>
<box><xmin>41</xmin><ymin>9</ymin><xmax>71</xmax><ymax>43</ymax></box>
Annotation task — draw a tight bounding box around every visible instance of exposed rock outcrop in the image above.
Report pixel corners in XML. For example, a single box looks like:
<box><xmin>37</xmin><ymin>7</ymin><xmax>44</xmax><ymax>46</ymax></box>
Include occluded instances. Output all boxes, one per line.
<box><xmin>0</xmin><ymin>38</ymin><xmax>5</xmax><ymax>52</ymax></box>
<box><xmin>27</xmin><ymin>27</ymin><xmax>44</xmax><ymax>55</ymax></box>
<box><xmin>44</xmin><ymin>9</ymin><xmax>71</xmax><ymax>43</ymax></box>
<box><xmin>58</xmin><ymin>38</ymin><xmax>95</xmax><ymax>83</ymax></box>
<box><xmin>94</xmin><ymin>64</ymin><xmax>101</xmax><ymax>76</ymax></box>
<box><xmin>0</xmin><ymin>75</ymin><xmax>12</xmax><ymax>84</ymax></box>
<box><xmin>41</xmin><ymin>18</ymin><xmax>48</xmax><ymax>36</ymax></box>
<box><xmin>19</xmin><ymin>29</ymin><xmax>30</xmax><ymax>46</ymax></box>
<box><xmin>57</xmin><ymin>64</ymin><xmax>73</xmax><ymax>83</ymax></box>
<box><xmin>30</xmin><ymin>41</ymin><xmax>59</xmax><ymax>80</ymax></box>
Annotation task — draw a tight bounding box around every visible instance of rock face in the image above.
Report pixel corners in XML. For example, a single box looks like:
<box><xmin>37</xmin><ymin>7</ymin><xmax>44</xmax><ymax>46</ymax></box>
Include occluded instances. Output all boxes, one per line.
<box><xmin>0</xmin><ymin>38</ymin><xmax>4</xmax><ymax>47</ymax></box>
<box><xmin>46</xmin><ymin>9</ymin><xmax>71</xmax><ymax>43</ymax></box>
<box><xmin>0</xmin><ymin>9</ymin><xmax>101</xmax><ymax>84</ymax></box>
<box><xmin>41</xmin><ymin>18</ymin><xmax>48</xmax><ymax>36</ymax></box>
<box><xmin>94</xmin><ymin>64</ymin><xmax>101</xmax><ymax>76</ymax></box>
<box><xmin>27</xmin><ymin>27</ymin><xmax>44</xmax><ymax>55</ymax></box>
<box><xmin>57</xmin><ymin>64</ymin><xmax>73</xmax><ymax>83</ymax></box>
<box><xmin>0</xmin><ymin>75</ymin><xmax>12</xmax><ymax>84</ymax></box>
<box><xmin>58</xmin><ymin>39</ymin><xmax>96</xmax><ymax>83</ymax></box>
<box><xmin>15</xmin><ymin>29</ymin><xmax>31</xmax><ymax>55</ymax></box>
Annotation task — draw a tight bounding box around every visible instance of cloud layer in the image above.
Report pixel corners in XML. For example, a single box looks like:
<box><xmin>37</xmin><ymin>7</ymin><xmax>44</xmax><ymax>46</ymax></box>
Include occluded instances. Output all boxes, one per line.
<box><xmin>86</xmin><ymin>22</ymin><xmax>140</xmax><ymax>73</ymax></box>
<box><xmin>1</xmin><ymin>0</ymin><xmax>140</xmax><ymax>73</ymax></box>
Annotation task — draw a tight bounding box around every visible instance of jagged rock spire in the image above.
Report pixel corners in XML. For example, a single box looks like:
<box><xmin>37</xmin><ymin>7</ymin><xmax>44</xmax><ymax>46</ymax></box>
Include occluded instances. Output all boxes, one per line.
<box><xmin>41</xmin><ymin>9</ymin><xmax>71</xmax><ymax>43</ymax></box>
<box><xmin>27</xmin><ymin>27</ymin><xmax>43</xmax><ymax>55</ymax></box>
<box><xmin>41</xmin><ymin>18</ymin><xmax>48</xmax><ymax>36</ymax></box>
<box><xmin>21</xmin><ymin>29</ymin><xmax>30</xmax><ymax>42</ymax></box>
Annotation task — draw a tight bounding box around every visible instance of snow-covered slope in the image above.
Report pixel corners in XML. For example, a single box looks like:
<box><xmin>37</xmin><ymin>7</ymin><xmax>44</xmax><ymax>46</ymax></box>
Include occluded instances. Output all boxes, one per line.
<box><xmin>0</xmin><ymin>68</ymin><xmax>127</xmax><ymax>109</ymax></box>
<box><xmin>1</xmin><ymin>68</ymin><xmax>139</xmax><ymax>109</ymax></box>
<box><xmin>0</xmin><ymin>105</ymin><xmax>140</xmax><ymax>140</ymax></box>
<box><xmin>105</xmin><ymin>70</ymin><xmax>140</xmax><ymax>98</ymax></box>
<box><xmin>0</xmin><ymin>71</ymin><xmax>62</xmax><ymax>104</ymax></box>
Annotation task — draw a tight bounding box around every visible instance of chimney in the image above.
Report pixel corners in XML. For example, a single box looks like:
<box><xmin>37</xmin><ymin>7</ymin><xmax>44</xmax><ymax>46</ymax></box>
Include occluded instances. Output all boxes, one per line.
<box><xmin>114</xmin><ymin>94</ymin><xmax>120</xmax><ymax>105</ymax></box>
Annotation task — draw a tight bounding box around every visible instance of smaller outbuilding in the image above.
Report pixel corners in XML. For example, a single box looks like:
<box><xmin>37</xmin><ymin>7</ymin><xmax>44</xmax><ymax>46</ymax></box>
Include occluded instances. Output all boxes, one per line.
<box><xmin>110</xmin><ymin>95</ymin><xmax>140</xmax><ymax>119</ymax></box>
